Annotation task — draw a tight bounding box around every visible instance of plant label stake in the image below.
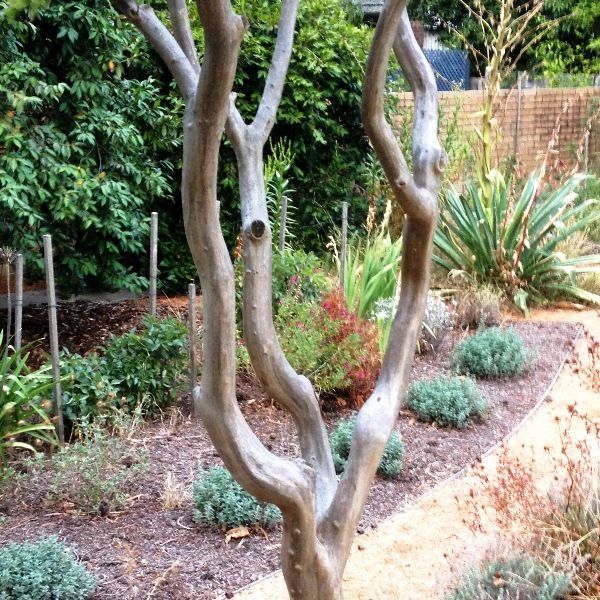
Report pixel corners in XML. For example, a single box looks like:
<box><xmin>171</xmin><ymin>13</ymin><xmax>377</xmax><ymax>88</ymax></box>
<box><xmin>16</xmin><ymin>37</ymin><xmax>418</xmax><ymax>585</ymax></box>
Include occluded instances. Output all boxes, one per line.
<box><xmin>149</xmin><ymin>212</ymin><xmax>158</xmax><ymax>316</ymax></box>
<box><xmin>340</xmin><ymin>201</ymin><xmax>348</xmax><ymax>292</ymax></box>
<box><xmin>14</xmin><ymin>254</ymin><xmax>23</xmax><ymax>351</ymax></box>
<box><xmin>43</xmin><ymin>235</ymin><xmax>64</xmax><ymax>445</ymax></box>
<box><xmin>188</xmin><ymin>282</ymin><xmax>198</xmax><ymax>418</ymax></box>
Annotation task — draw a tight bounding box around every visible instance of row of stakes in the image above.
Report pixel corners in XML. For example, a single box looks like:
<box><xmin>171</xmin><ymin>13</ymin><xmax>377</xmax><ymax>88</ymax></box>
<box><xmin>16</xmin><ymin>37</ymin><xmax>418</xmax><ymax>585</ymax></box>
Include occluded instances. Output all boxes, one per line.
<box><xmin>7</xmin><ymin>201</ymin><xmax>350</xmax><ymax>445</ymax></box>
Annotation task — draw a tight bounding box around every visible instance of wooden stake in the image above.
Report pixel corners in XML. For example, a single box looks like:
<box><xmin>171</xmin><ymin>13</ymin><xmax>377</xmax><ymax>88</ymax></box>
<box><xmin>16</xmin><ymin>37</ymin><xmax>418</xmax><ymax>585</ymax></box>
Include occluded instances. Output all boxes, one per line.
<box><xmin>340</xmin><ymin>201</ymin><xmax>348</xmax><ymax>292</ymax></box>
<box><xmin>514</xmin><ymin>72</ymin><xmax>523</xmax><ymax>160</ymax></box>
<box><xmin>278</xmin><ymin>194</ymin><xmax>288</xmax><ymax>251</ymax></box>
<box><xmin>14</xmin><ymin>254</ymin><xmax>23</xmax><ymax>351</ymax></box>
<box><xmin>149</xmin><ymin>212</ymin><xmax>158</xmax><ymax>316</ymax></box>
<box><xmin>43</xmin><ymin>235</ymin><xmax>64</xmax><ymax>445</ymax></box>
<box><xmin>188</xmin><ymin>283</ymin><xmax>199</xmax><ymax>418</ymax></box>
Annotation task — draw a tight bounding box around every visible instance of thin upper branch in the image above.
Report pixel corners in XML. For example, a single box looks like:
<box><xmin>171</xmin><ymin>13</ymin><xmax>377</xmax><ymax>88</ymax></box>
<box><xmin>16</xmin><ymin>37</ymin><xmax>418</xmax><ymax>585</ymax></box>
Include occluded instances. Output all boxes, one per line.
<box><xmin>249</xmin><ymin>0</ymin><xmax>300</xmax><ymax>143</ymax></box>
<box><xmin>362</xmin><ymin>1</ymin><xmax>426</xmax><ymax>221</ymax></box>
<box><xmin>393</xmin><ymin>9</ymin><xmax>446</xmax><ymax>193</ymax></box>
<box><xmin>111</xmin><ymin>0</ymin><xmax>198</xmax><ymax>101</ymax></box>
<box><xmin>167</xmin><ymin>0</ymin><xmax>200</xmax><ymax>72</ymax></box>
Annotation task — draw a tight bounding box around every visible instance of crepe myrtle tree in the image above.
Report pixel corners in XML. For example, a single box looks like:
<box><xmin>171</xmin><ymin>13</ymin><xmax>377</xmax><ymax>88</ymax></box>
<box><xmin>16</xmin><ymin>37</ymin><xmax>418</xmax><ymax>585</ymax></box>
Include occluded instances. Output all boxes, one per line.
<box><xmin>14</xmin><ymin>0</ymin><xmax>445</xmax><ymax>595</ymax></box>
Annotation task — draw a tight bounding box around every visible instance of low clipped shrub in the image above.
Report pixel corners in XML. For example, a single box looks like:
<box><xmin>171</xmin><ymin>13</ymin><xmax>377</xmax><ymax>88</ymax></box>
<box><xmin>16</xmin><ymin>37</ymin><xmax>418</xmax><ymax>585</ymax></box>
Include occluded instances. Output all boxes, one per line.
<box><xmin>406</xmin><ymin>375</ymin><xmax>487</xmax><ymax>429</ymax></box>
<box><xmin>445</xmin><ymin>554</ymin><xmax>571</xmax><ymax>600</ymax></box>
<box><xmin>0</xmin><ymin>536</ymin><xmax>97</xmax><ymax>599</ymax></box>
<box><xmin>452</xmin><ymin>327</ymin><xmax>528</xmax><ymax>378</ymax></box>
<box><xmin>455</xmin><ymin>285</ymin><xmax>503</xmax><ymax>329</ymax></box>
<box><xmin>329</xmin><ymin>415</ymin><xmax>404</xmax><ymax>478</ymax></box>
<box><xmin>193</xmin><ymin>466</ymin><xmax>281</xmax><ymax>529</ymax></box>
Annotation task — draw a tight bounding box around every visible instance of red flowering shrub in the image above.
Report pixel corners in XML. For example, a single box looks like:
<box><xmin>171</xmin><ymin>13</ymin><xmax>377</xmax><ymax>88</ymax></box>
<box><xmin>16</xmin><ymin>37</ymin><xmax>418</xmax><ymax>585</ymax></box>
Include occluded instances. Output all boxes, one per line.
<box><xmin>260</xmin><ymin>289</ymin><xmax>380</xmax><ymax>409</ymax></box>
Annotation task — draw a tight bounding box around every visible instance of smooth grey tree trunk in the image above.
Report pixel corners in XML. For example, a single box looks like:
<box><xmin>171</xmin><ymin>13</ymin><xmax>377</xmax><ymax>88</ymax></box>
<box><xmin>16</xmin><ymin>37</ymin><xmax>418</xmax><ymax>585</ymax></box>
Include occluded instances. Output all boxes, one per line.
<box><xmin>108</xmin><ymin>0</ymin><xmax>444</xmax><ymax>597</ymax></box>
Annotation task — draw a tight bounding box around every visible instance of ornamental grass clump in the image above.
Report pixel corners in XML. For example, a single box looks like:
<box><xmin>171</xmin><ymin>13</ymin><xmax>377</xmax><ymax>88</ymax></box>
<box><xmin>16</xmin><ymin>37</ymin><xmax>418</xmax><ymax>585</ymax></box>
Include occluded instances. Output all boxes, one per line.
<box><xmin>452</xmin><ymin>327</ymin><xmax>528</xmax><ymax>378</ymax></box>
<box><xmin>445</xmin><ymin>554</ymin><xmax>571</xmax><ymax>600</ymax></box>
<box><xmin>406</xmin><ymin>375</ymin><xmax>487</xmax><ymax>429</ymax></box>
<box><xmin>193</xmin><ymin>466</ymin><xmax>281</xmax><ymax>529</ymax></box>
<box><xmin>0</xmin><ymin>536</ymin><xmax>97</xmax><ymax>600</ymax></box>
<box><xmin>329</xmin><ymin>415</ymin><xmax>404</xmax><ymax>478</ymax></box>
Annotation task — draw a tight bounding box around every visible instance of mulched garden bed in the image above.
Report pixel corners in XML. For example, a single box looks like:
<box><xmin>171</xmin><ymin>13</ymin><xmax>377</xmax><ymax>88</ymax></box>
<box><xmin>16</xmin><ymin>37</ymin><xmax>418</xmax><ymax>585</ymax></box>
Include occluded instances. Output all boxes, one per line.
<box><xmin>0</xmin><ymin>299</ymin><xmax>580</xmax><ymax>599</ymax></box>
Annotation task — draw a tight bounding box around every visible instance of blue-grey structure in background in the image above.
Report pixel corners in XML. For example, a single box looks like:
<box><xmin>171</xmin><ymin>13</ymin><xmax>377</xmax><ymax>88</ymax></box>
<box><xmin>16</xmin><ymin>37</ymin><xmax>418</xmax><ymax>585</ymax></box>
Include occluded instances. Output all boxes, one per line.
<box><xmin>424</xmin><ymin>50</ymin><xmax>470</xmax><ymax>91</ymax></box>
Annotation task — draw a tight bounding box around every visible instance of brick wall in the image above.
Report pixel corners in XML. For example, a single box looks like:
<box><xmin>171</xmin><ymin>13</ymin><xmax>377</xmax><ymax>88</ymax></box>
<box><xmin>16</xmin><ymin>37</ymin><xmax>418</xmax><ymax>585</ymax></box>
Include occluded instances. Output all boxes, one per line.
<box><xmin>394</xmin><ymin>87</ymin><xmax>600</xmax><ymax>173</ymax></box>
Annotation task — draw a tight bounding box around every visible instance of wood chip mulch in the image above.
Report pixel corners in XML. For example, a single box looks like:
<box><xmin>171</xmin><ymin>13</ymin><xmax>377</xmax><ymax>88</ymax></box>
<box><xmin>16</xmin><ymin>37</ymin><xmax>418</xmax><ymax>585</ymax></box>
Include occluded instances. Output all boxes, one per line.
<box><xmin>0</xmin><ymin>299</ymin><xmax>580</xmax><ymax>599</ymax></box>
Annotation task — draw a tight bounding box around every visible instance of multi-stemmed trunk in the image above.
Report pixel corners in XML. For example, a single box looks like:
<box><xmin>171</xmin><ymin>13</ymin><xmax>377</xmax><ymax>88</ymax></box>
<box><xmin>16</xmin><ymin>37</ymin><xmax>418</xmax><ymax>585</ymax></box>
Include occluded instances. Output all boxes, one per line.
<box><xmin>109</xmin><ymin>0</ymin><xmax>445</xmax><ymax>598</ymax></box>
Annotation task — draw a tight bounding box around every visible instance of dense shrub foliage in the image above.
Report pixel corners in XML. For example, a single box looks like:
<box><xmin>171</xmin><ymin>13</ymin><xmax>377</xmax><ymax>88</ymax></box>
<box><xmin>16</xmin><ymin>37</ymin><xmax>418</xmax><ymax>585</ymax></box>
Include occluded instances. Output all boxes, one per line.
<box><xmin>329</xmin><ymin>414</ymin><xmax>404</xmax><ymax>478</ymax></box>
<box><xmin>452</xmin><ymin>327</ymin><xmax>528</xmax><ymax>378</ymax></box>
<box><xmin>406</xmin><ymin>375</ymin><xmax>487</xmax><ymax>429</ymax></box>
<box><xmin>0</xmin><ymin>536</ymin><xmax>97</xmax><ymax>599</ymax></box>
<box><xmin>1</xmin><ymin>0</ymin><xmax>182</xmax><ymax>292</ymax></box>
<box><xmin>445</xmin><ymin>555</ymin><xmax>571</xmax><ymax>600</ymax></box>
<box><xmin>60</xmin><ymin>316</ymin><xmax>187</xmax><ymax>423</ymax></box>
<box><xmin>275</xmin><ymin>290</ymin><xmax>381</xmax><ymax>407</ymax></box>
<box><xmin>193</xmin><ymin>466</ymin><xmax>281</xmax><ymax>529</ymax></box>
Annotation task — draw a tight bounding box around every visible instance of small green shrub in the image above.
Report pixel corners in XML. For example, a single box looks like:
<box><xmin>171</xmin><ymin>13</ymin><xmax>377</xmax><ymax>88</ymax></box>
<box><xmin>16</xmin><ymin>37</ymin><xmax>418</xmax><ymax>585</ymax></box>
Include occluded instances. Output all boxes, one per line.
<box><xmin>445</xmin><ymin>554</ymin><xmax>571</xmax><ymax>600</ymax></box>
<box><xmin>103</xmin><ymin>315</ymin><xmax>187</xmax><ymax>413</ymax></box>
<box><xmin>27</xmin><ymin>422</ymin><xmax>148</xmax><ymax>514</ymax></box>
<box><xmin>193</xmin><ymin>466</ymin><xmax>281</xmax><ymax>529</ymax></box>
<box><xmin>406</xmin><ymin>375</ymin><xmax>487</xmax><ymax>429</ymax></box>
<box><xmin>59</xmin><ymin>316</ymin><xmax>187</xmax><ymax>424</ymax></box>
<box><xmin>452</xmin><ymin>327</ymin><xmax>528</xmax><ymax>378</ymax></box>
<box><xmin>60</xmin><ymin>351</ymin><xmax>119</xmax><ymax>424</ymax></box>
<box><xmin>0</xmin><ymin>536</ymin><xmax>97</xmax><ymax>600</ymax></box>
<box><xmin>329</xmin><ymin>415</ymin><xmax>404</xmax><ymax>478</ymax></box>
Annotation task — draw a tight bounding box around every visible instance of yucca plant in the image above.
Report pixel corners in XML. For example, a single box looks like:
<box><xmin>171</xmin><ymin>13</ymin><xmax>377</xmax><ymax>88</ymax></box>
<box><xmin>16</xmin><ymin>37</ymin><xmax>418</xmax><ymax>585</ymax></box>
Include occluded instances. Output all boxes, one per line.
<box><xmin>0</xmin><ymin>333</ymin><xmax>57</xmax><ymax>465</ymax></box>
<box><xmin>342</xmin><ymin>232</ymin><xmax>403</xmax><ymax>319</ymax></box>
<box><xmin>434</xmin><ymin>170</ymin><xmax>600</xmax><ymax>312</ymax></box>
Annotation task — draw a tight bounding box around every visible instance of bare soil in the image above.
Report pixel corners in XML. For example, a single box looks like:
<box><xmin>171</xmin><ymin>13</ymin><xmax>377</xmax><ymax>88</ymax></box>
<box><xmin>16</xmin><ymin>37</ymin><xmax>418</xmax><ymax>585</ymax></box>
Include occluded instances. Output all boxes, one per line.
<box><xmin>0</xmin><ymin>299</ymin><xmax>581</xmax><ymax>599</ymax></box>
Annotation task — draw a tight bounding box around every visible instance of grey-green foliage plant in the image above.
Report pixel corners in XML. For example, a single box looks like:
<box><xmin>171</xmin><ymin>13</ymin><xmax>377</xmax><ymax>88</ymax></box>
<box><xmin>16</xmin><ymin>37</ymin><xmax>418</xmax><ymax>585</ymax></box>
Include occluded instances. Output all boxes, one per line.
<box><xmin>445</xmin><ymin>554</ymin><xmax>571</xmax><ymax>600</ymax></box>
<box><xmin>329</xmin><ymin>415</ymin><xmax>404</xmax><ymax>478</ymax></box>
<box><xmin>406</xmin><ymin>375</ymin><xmax>487</xmax><ymax>429</ymax></box>
<box><xmin>29</xmin><ymin>419</ymin><xmax>148</xmax><ymax>514</ymax></box>
<box><xmin>434</xmin><ymin>170</ymin><xmax>600</xmax><ymax>313</ymax></box>
<box><xmin>193</xmin><ymin>466</ymin><xmax>281</xmax><ymax>529</ymax></box>
<box><xmin>452</xmin><ymin>327</ymin><xmax>528</xmax><ymax>378</ymax></box>
<box><xmin>0</xmin><ymin>536</ymin><xmax>97</xmax><ymax>600</ymax></box>
<box><xmin>0</xmin><ymin>333</ymin><xmax>57</xmax><ymax>465</ymax></box>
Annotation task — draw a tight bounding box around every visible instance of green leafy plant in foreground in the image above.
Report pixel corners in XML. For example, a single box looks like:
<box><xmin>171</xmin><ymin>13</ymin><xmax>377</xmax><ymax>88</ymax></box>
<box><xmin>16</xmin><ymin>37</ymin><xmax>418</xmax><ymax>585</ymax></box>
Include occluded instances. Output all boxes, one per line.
<box><xmin>0</xmin><ymin>536</ymin><xmax>97</xmax><ymax>600</ymax></box>
<box><xmin>406</xmin><ymin>375</ymin><xmax>487</xmax><ymax>429</ymax></box>
<box><xmin>193</xmin><ymin>466</ymin><xmax>281</xmax><ymax>529</ymax></box>
<box><xmin>0</xmin><ymin>333</ymin><xmax>57</xmax><ymax>465</ymax></box>
<box><xmin>452</xmin><ymin>327</ymin><xmax>528</xmax><ymax>379</ymax></box>
<box><xmin>434</xmin><ymin>170</ymin><xmax>600</xmax><ymax>313</ymax></box>
<box><xmin>329</xmin><ymin>414</ymin><xmax>404</xmax><ymax>478</ymax></box>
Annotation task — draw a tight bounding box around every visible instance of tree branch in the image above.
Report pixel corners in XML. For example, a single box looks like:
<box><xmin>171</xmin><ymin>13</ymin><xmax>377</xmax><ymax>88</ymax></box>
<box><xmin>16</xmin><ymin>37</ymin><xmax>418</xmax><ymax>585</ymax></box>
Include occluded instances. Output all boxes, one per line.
<box><xmin>111</xmin><ymin>0</ymin><xmax>198</xmax><ymax>101</ymax></box>
<box><xmin>183</xmin><ymin>0</ymin><xmax>310</xmax><ymax>510</ymax></box>
<box><xmin>362</xmin><ymin>1</ymin><xmax>429</xmax><ymax>222</ymax></box>
<box><xmin>320</xmin><ymin>0</ymin><xmax>443</xmax><ymax>574</ymax></box>
<box><xmin>249</xmin><ymin>0</ymin><xmax>300</xmax><ymax>143</ymax></box>
<box><xmin>393</xmin><ymin>9</ymin><xmax>447</xmax><ymax>191</ymax></box>
<box><xmin>167</xmin><ymin>0</ymin><xmax>200</xmax><ymax>72</ymax></box>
